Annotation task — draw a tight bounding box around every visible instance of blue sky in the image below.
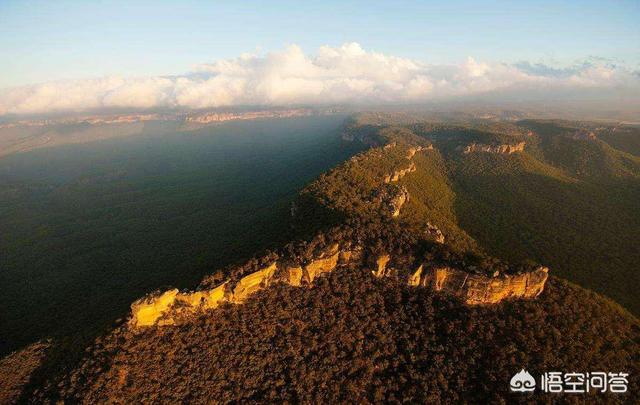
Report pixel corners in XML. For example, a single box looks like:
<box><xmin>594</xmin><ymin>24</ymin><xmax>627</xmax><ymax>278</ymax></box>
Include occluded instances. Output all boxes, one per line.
<box><xmin>1</xmin><ymin>0</ymin><xmax>638</xmax><ymax>89</ymax></box>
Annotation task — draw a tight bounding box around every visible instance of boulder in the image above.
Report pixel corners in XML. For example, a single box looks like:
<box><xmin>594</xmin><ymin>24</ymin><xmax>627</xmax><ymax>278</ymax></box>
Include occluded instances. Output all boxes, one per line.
<box><xmin>372</xmin><ymin>254</ymin><xmax>391</xmax><ymax>277</ymax></box>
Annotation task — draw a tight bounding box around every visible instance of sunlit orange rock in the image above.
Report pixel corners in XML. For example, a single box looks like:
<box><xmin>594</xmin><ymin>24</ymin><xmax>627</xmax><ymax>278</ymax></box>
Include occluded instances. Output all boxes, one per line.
<box><xmin>283</xmin><ymin>266</ymin><xmax>304</xmax><ymax>287</ymax></box>
<box><xmin>130</xmin><ymin>289</ymin><xmax>179</xmax><ymax>327</ymax></box>
<box><xmin>372</xmin><ymin>254</ymin><xmax>391</xmax><ymax>277</ymax></box>
<box><xmin>409</xmin><ymin>265</ymin><xmax>549</xmax><ymax>304</ymax></box>
<box><xmin>303</xmin><ymin>252</ymin><xmax>340</xmax><ymax>283</ymax></box>
<box><xmin>129</xmin><ymin>243</ymin><xmax>549</xmax><ymax>329</ymax></box>
<box><xmin>384</xmin><ymin>162</ymin><xmax>416</xmax><ymax>183</ymax></box>
<box><xmin>230</xmin><ymin>262</ymin><xmax>278</xmax><ymax>303</ymax></box>
<box><xmin>462</xmin><ymin>142</ymin><xmax>525</xmax><ymax>154</ymax></box>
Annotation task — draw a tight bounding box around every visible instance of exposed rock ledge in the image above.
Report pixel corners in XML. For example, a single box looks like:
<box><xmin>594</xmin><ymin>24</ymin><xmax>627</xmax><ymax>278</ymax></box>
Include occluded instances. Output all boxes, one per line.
<box><xmin>384</xmin><ymin>162</ymin><xmax>416</xmax><ymax>183</ymax></box>
<box><xmin>407</xmin><ymin>264</ymin><xmax>548</xmax><ymax>305</ymax></box>
<box><xmin>129</xmin><ymin>243</ymin><xmax>549</xmax><ymax>328</ymax></box>
<box><xmin>462</xmin><ymin>141</ymin><xmax>525</xmax><ymax>154</ymax></box>
<box><xmin>405</xmin><ymin>145</ymin><xmax>433</xmax><ymax>159</ymax></box>
<box><xmin>383</xmin><ymin>186</ymin><xmax>409</xmax><ymax>217</ymax></box>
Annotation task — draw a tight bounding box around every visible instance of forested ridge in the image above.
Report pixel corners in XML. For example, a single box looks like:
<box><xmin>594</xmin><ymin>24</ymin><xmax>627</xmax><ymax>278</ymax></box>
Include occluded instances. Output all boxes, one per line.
<box><xmin>3</xmin><ymin>113</ymin><xmax>640</xmax><ymax>403</ymax></box>
<box><xmin>300</xmin><ymin>113</ymin><xmax>640</xmax><ymax>314</ymax></box>
<box><xmin>54</xmin><ymin>271</ymin><xmax>640</xmax><ymax>403</ymax></box>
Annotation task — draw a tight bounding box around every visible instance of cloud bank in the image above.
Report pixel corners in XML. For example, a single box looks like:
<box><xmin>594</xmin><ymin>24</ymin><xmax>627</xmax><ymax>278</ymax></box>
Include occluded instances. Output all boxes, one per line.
<box><xmin>1</xmin><ymin>43</ymin><xmax>639</xmax><ymax>116</ymax></box>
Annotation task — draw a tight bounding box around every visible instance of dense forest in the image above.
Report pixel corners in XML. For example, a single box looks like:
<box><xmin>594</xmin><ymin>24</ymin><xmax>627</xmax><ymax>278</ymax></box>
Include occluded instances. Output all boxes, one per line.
<box><xmin>2</xmin><ymin>112</ymin><xmax>639</xmax><ymax>403</ymax></box>
<box><xmin>54</xmin><ymin>270</ymin><xmax>640</xmax><ymax>403</ymax></box>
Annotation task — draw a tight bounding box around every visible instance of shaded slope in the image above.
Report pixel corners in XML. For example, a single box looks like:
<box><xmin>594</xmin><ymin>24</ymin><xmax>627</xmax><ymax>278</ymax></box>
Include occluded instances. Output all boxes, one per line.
<box><xmin>0</xmin><ymin>116</ymin><xmax>362</xmax><ymax>356</ymax></box>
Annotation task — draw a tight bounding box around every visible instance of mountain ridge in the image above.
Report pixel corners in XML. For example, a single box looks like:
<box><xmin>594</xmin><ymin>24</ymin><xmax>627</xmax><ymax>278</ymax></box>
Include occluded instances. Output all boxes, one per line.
<box><xmin>4</xmin><ymin>112</ymin><xmax>639</xmax><ymax>403</ymax></box>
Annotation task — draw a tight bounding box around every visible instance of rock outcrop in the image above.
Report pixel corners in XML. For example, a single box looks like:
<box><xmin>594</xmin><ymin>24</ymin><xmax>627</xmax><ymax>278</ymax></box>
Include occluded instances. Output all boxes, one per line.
<box><xmin>372</xmin><ymin>254</ymin><xmax>392</xmax><ymax>278</ymax></box>
<box><xmin>424</xmin><ymin>222</ymin><xmax>445</xmax><ymax>244</ymax></box>
<box><xmin>386</xmin><ymin>186</ymin><xmax>409</xmax><ymax>218</ymax></box>
<box><xmin>384</xmin><ymin>163</ymin><xmax>417</xmax><ymax>183</ymax></box>
<box><xmin>405</xmin><ymin>145</ymin><xmax>433</xmax><ymax>159</ymax></box>
<box><xmin>408</xmin><ymin>265</ymin><xmax>548</xmax><ymax>305</ymax></box>
<box><xmin>129</xmin><ymin>240</ymin><xmax>550</xmax><ymax>329</ymax></box>
<box><xmin>229</xmin><ymin>263</ymin><xmax>277</xmax><ymax>303</ymax></box>
<box><xmin>303</xmin><ymin>244</ymin><xmax>340</xmax><ymax>283</ymax></box>
<box><xmin>129</xmin><ymin>244</ymin><xmax>348</xmax><ymax>328</ymax></box>
<box><xmin>462</xmin><ymin>142</ymin><xmax>525</xmax><ymax>154</ymax></box>
<box><xmin>568</xmin><ymin>129</ymin><xmax>597</xmax><ymax>141</ymax></box>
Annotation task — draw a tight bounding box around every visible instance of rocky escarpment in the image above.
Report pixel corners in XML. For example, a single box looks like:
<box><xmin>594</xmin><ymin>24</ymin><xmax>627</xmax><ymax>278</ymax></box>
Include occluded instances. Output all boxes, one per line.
<box><xmin>129</xmin><ymin>236</ymin><xmax>549</xmax><ymax>329</ymax></box>
<box><xmin>461</xmin><ymin>141</ymin><xmax>525</xmax><ymax>154</ymax></box>
<box><xmin>407</xmin><ymin>265</ymin><xmax>548</xmax><ymax>304</ymax></box>
<box><xmin>370</xmin><ymin>185</ymin><xmax>410</xmax><ymax>218</ymax></box>
<box><xmin>129</xmin><ymin>242</ymin><xmax>358</xmax><ymax>328</ymax></box>
<box><xmin>384</xmin><ymin>162</ymin><xmax>416</xmax><ymax>183</ymax></box>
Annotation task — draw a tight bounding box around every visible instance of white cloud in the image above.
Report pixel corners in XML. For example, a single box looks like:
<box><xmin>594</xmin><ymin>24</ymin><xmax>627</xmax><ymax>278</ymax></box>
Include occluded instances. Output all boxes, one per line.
<box><xmin>1</xmin><ymin>42</ymin><xmax>638</xmax><ymax>116</ymax></box>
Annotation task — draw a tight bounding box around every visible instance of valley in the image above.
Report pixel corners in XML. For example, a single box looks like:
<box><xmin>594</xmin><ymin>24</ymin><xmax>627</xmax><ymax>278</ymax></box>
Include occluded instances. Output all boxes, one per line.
<box><xmin>0</xmin><ymin>115</ymin><xmax>360</xmax><ymax>357</ymax></box>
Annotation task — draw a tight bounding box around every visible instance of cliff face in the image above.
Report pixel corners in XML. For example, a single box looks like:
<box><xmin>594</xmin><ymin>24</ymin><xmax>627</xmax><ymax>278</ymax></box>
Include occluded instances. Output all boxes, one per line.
<box><xmin>382</xmin><ymin>186</ymin><xmax>409</xmax><ymax>217</ymax></box>
<box><xmin>407</xmin><ymin>265</ymin><xmax>548</xmax><ymax>305</ymax></box>
<box><xmin>129</xmin><ymin>241</ymin><xmax>549</xmax><ymax>329</ymax></box>
<box><xmin>129</xmin><ymin>243</ymin><xmax>351</xmax><ymax>328</ymax></box>
<box><xmin>185</xmin><ymin>109</ymin><xmax>313</xmax><ymax>124</ymax></box>
<box><xmin>406</xmin><ymin>145</ymin><xmax>433</xmax><ymax>159</ymax></box>
<box><xmin>384</xmin><ymin>162</ymin><xmax>416</xmax><ymax>183</ymax></box>
<box><xmin>462</xmin><ymin>141</ymin><xmax>525</xmax><ymax>154</ymax></box>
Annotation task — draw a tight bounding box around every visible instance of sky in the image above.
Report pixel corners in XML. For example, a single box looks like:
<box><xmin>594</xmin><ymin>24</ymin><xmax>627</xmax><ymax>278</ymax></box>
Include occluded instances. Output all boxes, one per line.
<box><xmin>0</xmin><ymin>0</ymin><xmax>639</xmax><ymax>115</ymax></box>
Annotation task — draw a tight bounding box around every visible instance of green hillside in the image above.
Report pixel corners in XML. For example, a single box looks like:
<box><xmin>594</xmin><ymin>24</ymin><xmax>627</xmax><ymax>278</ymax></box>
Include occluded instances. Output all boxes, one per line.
<box><xmin>301</xmin><ymin>115</ymin><xmax>640</xmax><ymax>314</ymax></box>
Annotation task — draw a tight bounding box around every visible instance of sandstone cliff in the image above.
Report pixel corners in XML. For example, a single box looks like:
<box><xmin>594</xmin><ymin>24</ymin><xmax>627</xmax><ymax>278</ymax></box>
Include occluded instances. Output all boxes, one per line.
<box><xmin>381</xmin><ymin>186</ymin><xmax>409</xmax><ymax>218</ymax></box>
<box><xmin>129</xmin><ymin>239</ymin><xmax>549</xmax><ymax>329</ymax></box>
<box><xmin>384</xmin><ymin>162</ymin><xmax>417</xmax><ymax>183</ymax></box>
<box><xmin>461</xmin><ymin>141</ymin><xmax>525</xmax><ymax>154</ymax></box>
<box><xmin>405</xmin><ymin>145</ymin><xmax>433</xmax><ymax>159</ymax></box>
<box><xmin>407</xmin><ymin>265</ymin><xmax>548</xmax><ymax>305</ymax></box>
